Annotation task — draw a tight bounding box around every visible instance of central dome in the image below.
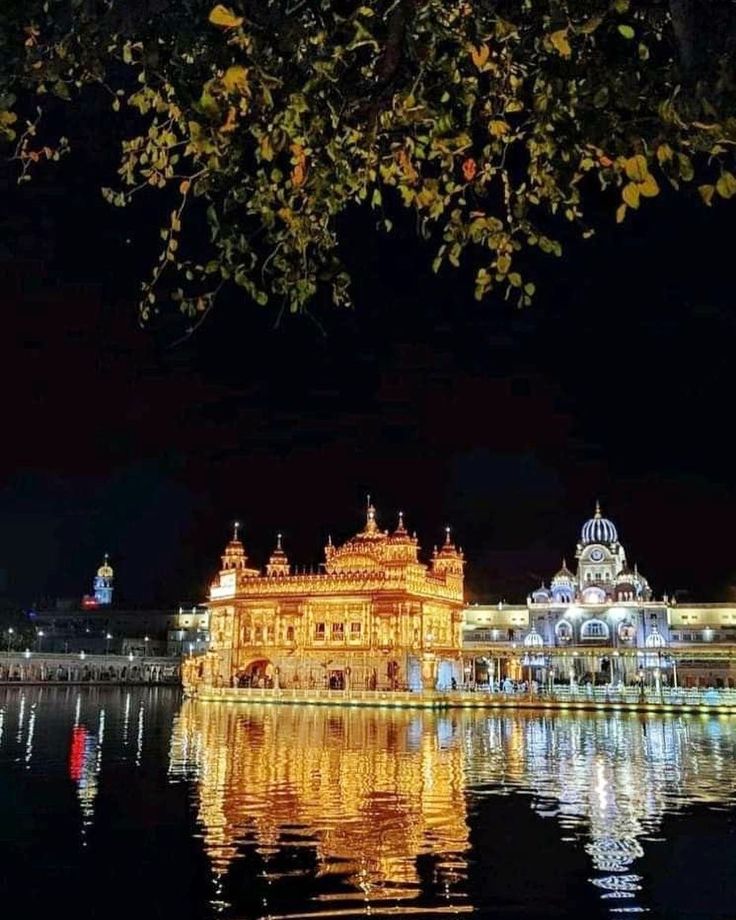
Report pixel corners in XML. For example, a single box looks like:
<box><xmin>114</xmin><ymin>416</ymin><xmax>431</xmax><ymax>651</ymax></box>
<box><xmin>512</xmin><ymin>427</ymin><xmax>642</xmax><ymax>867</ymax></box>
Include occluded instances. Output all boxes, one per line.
<box><xmin>580</xmin><ymin>502</ymin><xmax>618</xmax><ymax>545</ymax></box>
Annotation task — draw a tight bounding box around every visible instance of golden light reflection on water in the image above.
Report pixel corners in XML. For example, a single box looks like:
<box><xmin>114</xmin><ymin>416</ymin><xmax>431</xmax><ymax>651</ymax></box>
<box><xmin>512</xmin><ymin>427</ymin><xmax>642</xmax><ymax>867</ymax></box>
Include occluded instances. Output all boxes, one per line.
<box><xmin>169</xmin><ymin>703</ymin><xmax>736</xmax><ymax>918</ymax></box>
<box><xmin>169</xmin><ymin>702</ymin><xmax>470</xmax><ymax>916</ymax></box>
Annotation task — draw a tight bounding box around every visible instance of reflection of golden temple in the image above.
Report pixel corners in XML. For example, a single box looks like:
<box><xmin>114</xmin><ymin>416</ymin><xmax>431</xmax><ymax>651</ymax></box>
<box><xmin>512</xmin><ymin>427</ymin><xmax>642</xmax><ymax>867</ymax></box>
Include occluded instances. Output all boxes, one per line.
<box><xmin>169</xmin><ymin>700</ymin><xmax>470</xmax><ymax>908</ymax></box>
<box><xmin>165</xmin><ymin>701</ymin><xmax>736</xmax><ymax>915</ymax></box>
<box><xmin>184</xmin><ymin>504</ymin><xmax>465</xmax><ymax>695</ymax></box>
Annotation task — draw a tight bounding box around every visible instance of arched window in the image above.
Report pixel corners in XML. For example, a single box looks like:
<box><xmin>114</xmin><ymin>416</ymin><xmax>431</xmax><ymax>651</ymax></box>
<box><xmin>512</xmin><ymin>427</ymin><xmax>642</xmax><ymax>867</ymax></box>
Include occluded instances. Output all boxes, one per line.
<box><xmin>618</xmin><ymin>622</ymin><xmax>635</xmax><ymax>642</ymax></box>
<box><xmin>556</xmin><ymin>620</ymin><xmax>572</xmax><ymax>641</ymax></box>
<box><xmin>580</xmin><ymin>619</ymin><xmax>609</xmax><ymax>640</ymax></box>
<box><xmin>581</xmin><ymin>586</ymin><xmax>607</xmax><ymax>605</ymax></box>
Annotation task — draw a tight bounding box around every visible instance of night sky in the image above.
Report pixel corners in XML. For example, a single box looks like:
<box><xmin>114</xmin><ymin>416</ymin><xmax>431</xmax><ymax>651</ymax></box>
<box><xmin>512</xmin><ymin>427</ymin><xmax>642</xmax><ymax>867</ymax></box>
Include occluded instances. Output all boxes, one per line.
<box><xmin>1</xmin><ymin>130</ymin><xmax>735</xmax><ymax>608</ymax></box>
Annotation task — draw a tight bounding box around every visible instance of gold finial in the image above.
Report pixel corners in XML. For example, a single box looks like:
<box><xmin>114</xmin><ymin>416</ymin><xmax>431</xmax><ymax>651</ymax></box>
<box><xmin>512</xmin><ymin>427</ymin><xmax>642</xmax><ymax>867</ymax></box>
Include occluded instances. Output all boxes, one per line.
<box><xmin>594</xmin><ymin>500</ymin><xmax>601</xmax><ymax>519</ymax></box>
<box><xmin>276</xmin><ymin>532</ymin><xmax>283</xmax><ymax>551</ymax></box>
<box><xmin>365</xmin><ymin>496</ymin><xmax>377</xmax><ymax>533</ymax></box>
<box><xmin>445</xmin><ymin>526</ymin><xmax>452</xmax><ymax>545</ymax></box>
<box><xmin>233</xmin><ymin>520</ymin><xmax>240</xmax><ymax>541</ymax></box>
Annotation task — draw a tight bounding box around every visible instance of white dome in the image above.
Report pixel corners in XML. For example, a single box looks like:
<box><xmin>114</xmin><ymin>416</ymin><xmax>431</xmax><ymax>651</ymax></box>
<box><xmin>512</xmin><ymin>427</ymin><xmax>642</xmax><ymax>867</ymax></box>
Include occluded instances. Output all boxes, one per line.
<box><xmin>524</xmin><ymin>628</ymin><xmax>544</xmax><ymax>648</ymax></box>
<box><xmin>581</xmin><ymin>502</ymin><xmax>618</xmax><ymax>545</ymax></box>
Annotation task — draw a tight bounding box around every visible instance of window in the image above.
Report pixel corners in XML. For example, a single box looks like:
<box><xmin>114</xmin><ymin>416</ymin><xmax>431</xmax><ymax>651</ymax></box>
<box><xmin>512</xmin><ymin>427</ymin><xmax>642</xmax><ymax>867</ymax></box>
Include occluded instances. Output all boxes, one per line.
<box><xmin>350</xmin><ymin>622</ymin><xmax>362</xmax><ymax>635</ymax></box>
<box><xmin>331</xmin><ymin>622</ymin><xmax>345</xmax><ymax>639</ymax></box>
<box><xmin>314</xmin><ymin>622</ymin><xmax>325</xmax><ymax>640</ymax></box>
<box><xmin>580</xmin><ymin>619</ymin><xmax>609</xmax><ymax>640</ymax></box>
<box><xmin>254</xmin><ymin>625</ymin><xmax>263</xmax><ymax>642</ymax></box>
<box><xmin>286</xmin><ymin>625</ymin><xmax>295</xmax><ymax>642</ymax></box>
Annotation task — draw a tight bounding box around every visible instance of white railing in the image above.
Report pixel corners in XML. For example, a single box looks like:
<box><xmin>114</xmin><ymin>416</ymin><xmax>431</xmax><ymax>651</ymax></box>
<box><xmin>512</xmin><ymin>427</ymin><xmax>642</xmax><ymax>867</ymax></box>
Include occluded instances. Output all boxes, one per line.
<box><xmin>193</xmin><ymin>685</ymin><xmax>736</xmax><ymax>709</ymax></box>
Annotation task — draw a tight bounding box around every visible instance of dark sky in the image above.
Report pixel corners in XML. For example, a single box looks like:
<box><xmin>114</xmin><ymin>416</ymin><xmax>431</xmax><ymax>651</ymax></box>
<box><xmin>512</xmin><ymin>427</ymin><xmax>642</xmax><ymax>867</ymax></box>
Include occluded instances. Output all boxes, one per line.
<box><xmin>1</xmin><ymin>130</ymin><xmax>735</xmax><ymax>607</ymax></box>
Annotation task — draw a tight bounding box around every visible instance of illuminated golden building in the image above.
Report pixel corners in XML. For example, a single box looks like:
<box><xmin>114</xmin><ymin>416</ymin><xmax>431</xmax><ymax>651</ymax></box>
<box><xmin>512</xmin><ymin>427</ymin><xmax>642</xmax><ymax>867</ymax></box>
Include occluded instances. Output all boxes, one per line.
<box><xmin>169</xmin><ymin>700</ymin><xmax>470</xmax><ymax>906</ymax></box>
<box><xmin>187</xmin><ymin>504</ymin><xmax>465</xmax><ymax>693</ymax></box>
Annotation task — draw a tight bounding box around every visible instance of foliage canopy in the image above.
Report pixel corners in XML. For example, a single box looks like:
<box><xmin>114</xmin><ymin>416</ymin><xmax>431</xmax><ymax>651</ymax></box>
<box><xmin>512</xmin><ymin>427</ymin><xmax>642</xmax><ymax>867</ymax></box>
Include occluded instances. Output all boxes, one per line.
<box><xmin>1</xmin><ymin>0</ymin><xmax>735</xmax><ymax>321</ymax></box>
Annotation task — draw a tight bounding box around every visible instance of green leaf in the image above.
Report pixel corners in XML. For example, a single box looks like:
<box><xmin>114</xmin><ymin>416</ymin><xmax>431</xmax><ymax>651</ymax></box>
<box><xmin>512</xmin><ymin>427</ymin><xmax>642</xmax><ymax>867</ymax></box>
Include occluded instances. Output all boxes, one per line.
<box><xmin>578</xmin><ymin>15</ymin><xmax>604</xmax><ymax>34</ymax></box>
<box><xmin>677</xmin><ymin>153</ymin><xmax>694</xmax><ymax>182</ymax></box>
<box><xmin>622</xmin><ymin>182</ymin><xmax>640</xmax><ymax>209</ymax></box>
<box><xmin>618</xmin><ymin>24</ymin><xmax>635</xmax><ymax>39</ymax></box>
<box><xmin>549</xmin><ymin>30</ymin><xmax>572</xmax><ymax>59</ymax></box>
<box><xmin>698</xmin><ymin>184</ymin><xmax>715</xmax><ymax>206</ymax></box>
<box><xmin>716</xmin><ymin>172</ymin><xmax>736</xmax><ymax>199</ymax></box>
<box><xmin>624</xmin><ymin>155</ymin><xmax>648</xmax><ymax>182</ymax></box>
<box><xmin>209</xmin><ymin>5</ymin><xmax>243</xmax><ymax>28</ymax></box>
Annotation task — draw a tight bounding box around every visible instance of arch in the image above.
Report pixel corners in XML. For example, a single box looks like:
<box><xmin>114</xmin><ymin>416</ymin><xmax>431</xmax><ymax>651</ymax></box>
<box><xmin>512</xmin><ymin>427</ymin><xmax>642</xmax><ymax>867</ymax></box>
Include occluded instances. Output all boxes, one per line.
<box><xmin>581</xmin><ymin>586</ymin><xmax>607</xmax><ymax>605</ymax></box>
<box><xmin>551</xmin><ymin>587</ymin><xmax>572</xmax><ymax>604</ymax></box>
<box><xmin>618</xmin><ymin>622</ymin><xmax>636</xmax><ymax>642</ymax></box>
<box><xmin>556</xmin><ymin>620</ymin><xmax>572</xmax><ymax>641</ymax></box>
<box><xmin>580</xmin><ymin>618</ymin><xmax>609</xmax><ymax>640</ymax></box>
<box><xmin>236</xmin><ymin>658</ymin><xmax>274</xmax><ymax>688</ymax></box>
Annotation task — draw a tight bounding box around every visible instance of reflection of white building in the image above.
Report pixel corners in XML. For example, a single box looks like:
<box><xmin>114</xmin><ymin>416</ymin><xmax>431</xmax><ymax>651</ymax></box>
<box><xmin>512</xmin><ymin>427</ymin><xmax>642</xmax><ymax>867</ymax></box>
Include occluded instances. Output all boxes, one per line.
<box><xmin>463</xmin><ymin>504</ymin><xmax>736</xmax><ymax>686</ymax></box>
<box><xmin>461</xmin><ymin>711</ymin><xmax>736</xmax><ymax>908</ymax></box>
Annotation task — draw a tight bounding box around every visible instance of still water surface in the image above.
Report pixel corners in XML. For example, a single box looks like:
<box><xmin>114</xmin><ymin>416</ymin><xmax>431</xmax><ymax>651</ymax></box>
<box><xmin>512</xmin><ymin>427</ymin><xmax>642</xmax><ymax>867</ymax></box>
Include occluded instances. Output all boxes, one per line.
<box><xmin>1</xmin><ymin>687</ymin><xmax>735</xmax><ymax>919</ymax></box>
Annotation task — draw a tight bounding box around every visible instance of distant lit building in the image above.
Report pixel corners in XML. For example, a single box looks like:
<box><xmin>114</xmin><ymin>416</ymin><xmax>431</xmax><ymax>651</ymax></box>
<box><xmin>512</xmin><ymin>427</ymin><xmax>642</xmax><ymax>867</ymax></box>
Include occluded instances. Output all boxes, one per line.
<box><xmin>30</xmin><ymin>553</ymin><xmax>186</xmax><ymax>657</ymax></box>
<box><xmin>463</xmin><ymin>504</ymin><xmax>736</xmax><ymax>689</ymax></box>
<box><xmin>184</xmin><ymin>504</ymin><xmax>465</xmax><ymax>692</ymax></box>
<box><xmin>167</xmin><ymin>605</ymin><xmax>210</xmax><ymax>656</ymax></box>
<box><xmin>82</xmin><ymin>554</ymin><xmax>114</xmax><ymax>608</ymax></box>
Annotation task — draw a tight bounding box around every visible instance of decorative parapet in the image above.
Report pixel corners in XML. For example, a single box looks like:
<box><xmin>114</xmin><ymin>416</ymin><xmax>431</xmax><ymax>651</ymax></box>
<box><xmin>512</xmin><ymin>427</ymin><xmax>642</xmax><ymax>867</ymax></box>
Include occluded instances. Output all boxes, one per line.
<box><xmin>211</xmin><ymin>568</ymin><xmax>463</xmax><ymax>604</ymax></box>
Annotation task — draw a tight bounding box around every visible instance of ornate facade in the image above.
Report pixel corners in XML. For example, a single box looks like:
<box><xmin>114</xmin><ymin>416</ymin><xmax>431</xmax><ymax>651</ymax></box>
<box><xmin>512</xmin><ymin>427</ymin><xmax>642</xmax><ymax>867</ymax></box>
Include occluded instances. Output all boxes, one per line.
<box><xmin>186</xmin><ymin>504</ymin><xmax>465</xmax><ymax>692</ymax></box>
<box><xmin>463</xmin><ymin>503</ymin><xmax>736</xmax><ymax>688</ymax></box>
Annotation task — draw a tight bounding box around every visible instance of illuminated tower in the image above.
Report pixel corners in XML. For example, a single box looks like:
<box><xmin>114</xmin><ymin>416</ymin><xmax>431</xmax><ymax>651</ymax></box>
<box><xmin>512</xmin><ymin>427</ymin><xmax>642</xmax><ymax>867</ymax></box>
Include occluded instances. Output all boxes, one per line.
<box><xmin>266</xmin><ymin>534</ymin><xmax>291</xmax><ymax>577</ymax></box>
<box><xmin>93</xmin><ymin>554</ymin><xmax>114</xmax><ymax>606</ymax></box>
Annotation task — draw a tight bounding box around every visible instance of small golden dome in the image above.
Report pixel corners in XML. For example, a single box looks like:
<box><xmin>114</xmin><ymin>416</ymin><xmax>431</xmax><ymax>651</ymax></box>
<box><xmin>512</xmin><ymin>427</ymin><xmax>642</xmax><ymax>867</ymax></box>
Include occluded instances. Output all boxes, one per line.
<box><xmin>97</xmin><ymin>554</ymin><xmax>113</xmax><ymax>578</ymax></box>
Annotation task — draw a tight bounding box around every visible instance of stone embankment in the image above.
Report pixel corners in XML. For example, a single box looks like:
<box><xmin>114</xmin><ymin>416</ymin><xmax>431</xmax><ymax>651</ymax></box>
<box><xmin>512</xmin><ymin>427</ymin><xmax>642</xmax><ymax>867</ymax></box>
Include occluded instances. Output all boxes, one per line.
<box><xmin>189</xmin><ymin>685</ymin><xmax>736</xmax><ymax>715</ymax></box>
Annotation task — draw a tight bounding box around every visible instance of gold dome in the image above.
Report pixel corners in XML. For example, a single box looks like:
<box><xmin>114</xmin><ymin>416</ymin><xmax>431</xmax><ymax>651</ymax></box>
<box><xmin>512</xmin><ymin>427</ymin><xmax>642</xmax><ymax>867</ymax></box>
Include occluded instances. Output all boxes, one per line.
<box><xmin>97</xmin><ymin>554</ymin><xmax>113</xmax><ymax>578</ymax></box>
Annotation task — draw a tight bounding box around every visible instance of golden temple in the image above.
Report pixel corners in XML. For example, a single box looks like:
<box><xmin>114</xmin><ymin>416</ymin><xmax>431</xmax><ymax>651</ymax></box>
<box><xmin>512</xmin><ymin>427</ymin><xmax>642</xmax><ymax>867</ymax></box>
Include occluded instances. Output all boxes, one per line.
<box><xmin>184</xmin><ymin>503</ymin><xmax>464</xmax><ymax>694</ymax></box>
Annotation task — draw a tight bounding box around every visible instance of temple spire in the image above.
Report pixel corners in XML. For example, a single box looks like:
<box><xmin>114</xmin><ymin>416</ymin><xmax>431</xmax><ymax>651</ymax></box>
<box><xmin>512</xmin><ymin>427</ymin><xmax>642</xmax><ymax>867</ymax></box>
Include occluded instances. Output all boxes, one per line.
<box><xmin>594</xmin><ymin>500</ymin><xmax>602</xmax><ymax>519</ymax></box>
<box><xmin>364</xmin><ymin>496</ymin><xmax>378</xmax><ymax>534</ymax></box>
<box><xmin>233</xmin><ymin>520</ymin><xmax>241</xmax><ymax>541</ymax></box>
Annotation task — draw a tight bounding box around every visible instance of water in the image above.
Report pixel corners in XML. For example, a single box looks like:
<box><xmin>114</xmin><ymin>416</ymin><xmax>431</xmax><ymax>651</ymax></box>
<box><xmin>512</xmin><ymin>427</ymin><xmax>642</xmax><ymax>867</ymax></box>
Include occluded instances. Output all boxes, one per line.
<box><xmin>1</xmin><ymin>688</ymin><xmax>735</xmax><ymax>919</ymax></box>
